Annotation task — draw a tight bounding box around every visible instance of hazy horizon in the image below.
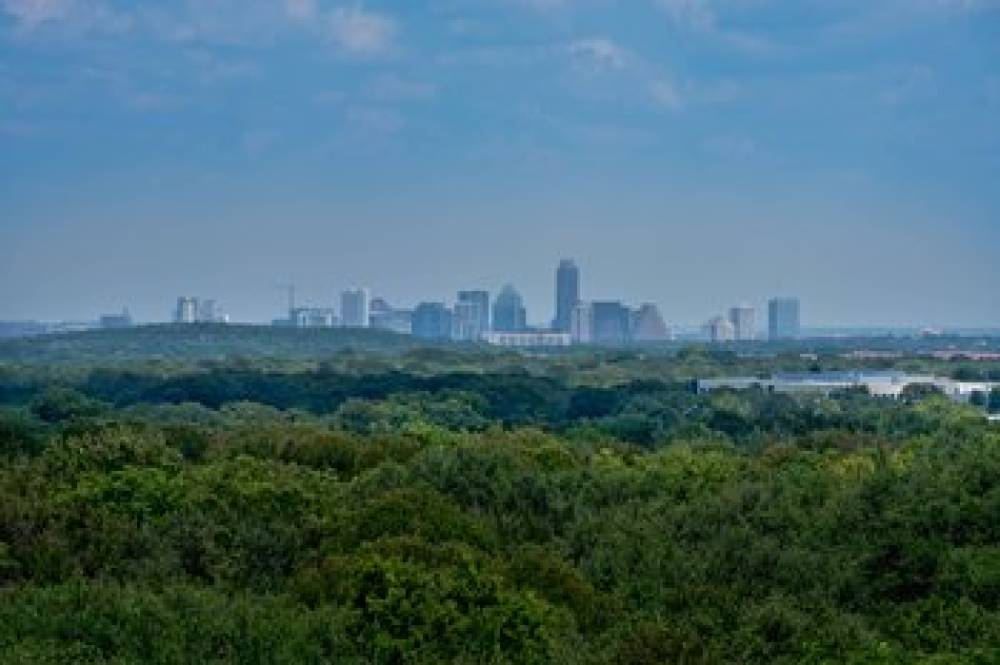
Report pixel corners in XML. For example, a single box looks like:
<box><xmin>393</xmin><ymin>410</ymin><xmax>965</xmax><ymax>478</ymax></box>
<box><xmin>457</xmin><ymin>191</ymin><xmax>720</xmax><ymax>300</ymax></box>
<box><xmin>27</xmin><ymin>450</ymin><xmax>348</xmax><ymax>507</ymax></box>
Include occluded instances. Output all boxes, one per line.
<box><xmin>2</xmin><ymin>1</ymin><xmax>998</xmax><ymax>328</ymax></box>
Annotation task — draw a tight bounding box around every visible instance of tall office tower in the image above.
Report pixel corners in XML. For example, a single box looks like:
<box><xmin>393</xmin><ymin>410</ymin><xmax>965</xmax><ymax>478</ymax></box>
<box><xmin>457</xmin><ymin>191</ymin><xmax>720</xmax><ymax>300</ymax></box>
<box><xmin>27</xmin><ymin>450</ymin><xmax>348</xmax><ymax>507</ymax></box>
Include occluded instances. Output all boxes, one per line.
<box><xmin>198</xmin><ymin>299</ymin><xmax>218</xmax><ymax>323</ymax></box>
<box><xmin>591</xmin><ymin>301</ymin><xmax>631</xmax><ymax>345</ymax></box>
<box><xmin>492</xmin><ymin>285</ymin><xmax>527</xmax><ymax>332</ymax></box>
<box><xmin>570</xmin><ymin>302</ymin><xmax>593</xmax><ymax>344</ymax></box>
<box><xmin>452</xmin><ymin>300</ymin><xmax>486</xmax><ymax>341</ymax></box>
<box><xmin>553</xmin><ymin>259</ymin><xmax>580</xmax><ymax>332</ymax></box>
<box><xmin>340</xmin><ymin>288</ymin><xmax>371</xmax><ymax>328</ymax></box>
<box><xmin>729</xmin><ymin>305</ymin><xmax>756</xmax><ymax>341</ymax></box>
<box><xmin>707</xmin><ymin>316</ymin><xmax>735</xmax><ymax>343</ymax></box>
<box><xmin>632</xmin><ymin>303</ymin><xmax>670</xmax><ymax>342</ymax></box>
<box><xmin>175</xmin><ymin>297</ymin><xmax>199</xmax><ymax>324</ymax></box>
<box><xmin>768</xmin><ymin>297</ymin><xmax>801</xmax><ymax>340</ymax></box>
<box><xmin>457</xmin><ymin>290</ymin><xmax>490</xmax><ymax>333</ymax></box>
<box><xmin>369</xmin><ymin>297</ymin><xmax>412</xmax><ymax>334</ymax></box>
<box><xmin>412</xmin><ymin>302</ymin><xmax>452</xmax><ymax>340</ymax></box>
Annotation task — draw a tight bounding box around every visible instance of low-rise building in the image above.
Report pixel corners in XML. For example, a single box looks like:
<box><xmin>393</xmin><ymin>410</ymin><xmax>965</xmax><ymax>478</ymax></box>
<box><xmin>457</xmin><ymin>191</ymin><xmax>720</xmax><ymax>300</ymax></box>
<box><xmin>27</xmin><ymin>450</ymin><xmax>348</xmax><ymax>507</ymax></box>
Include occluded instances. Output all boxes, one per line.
<box><xmin>482</xmin><ymin>331</ymin><xmax>572</xmax><ymax>348</ymax></box>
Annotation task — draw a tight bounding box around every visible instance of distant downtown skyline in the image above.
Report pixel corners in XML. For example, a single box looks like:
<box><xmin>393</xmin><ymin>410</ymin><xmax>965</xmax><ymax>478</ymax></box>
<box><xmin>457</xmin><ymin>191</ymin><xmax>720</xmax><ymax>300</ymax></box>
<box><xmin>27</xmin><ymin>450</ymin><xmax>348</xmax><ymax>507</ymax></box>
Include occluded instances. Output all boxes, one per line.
<box><xmin>2</xmin><ymin>2</ymin><xmax>998</xmax><ymax>328</ymax></box>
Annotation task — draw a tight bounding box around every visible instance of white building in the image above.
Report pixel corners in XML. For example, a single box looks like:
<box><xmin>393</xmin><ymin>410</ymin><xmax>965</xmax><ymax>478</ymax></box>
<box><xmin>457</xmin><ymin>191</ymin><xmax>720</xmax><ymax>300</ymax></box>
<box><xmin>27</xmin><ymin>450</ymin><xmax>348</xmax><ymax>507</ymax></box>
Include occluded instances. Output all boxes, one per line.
<box><xmin>570</xmin><ymin>302</ymin><xmax>593</xmax><ymax>344</ymax></box>
<box><xmin>175</xmin><ymin>297</ymin><xmax>198</xmax><ymax>324</ymax></box>
<box><xmin>483</xmin><ymin>332</ymin><xmax>572</xmax><ymax>348</ymax></box>
<box><xmin>340</xmin><ymin>288</ymin><xmax>371</xmax><ymax>328</ymax></box>
<box><xmin>697</xmin><ymin>371</ymin><xmax>1000</xmax><ymax>406</ymax></box>
<box><xmin>293</xmin><ymin>308</ymin><xmax>337</xmax><ymax>328</ymax></box>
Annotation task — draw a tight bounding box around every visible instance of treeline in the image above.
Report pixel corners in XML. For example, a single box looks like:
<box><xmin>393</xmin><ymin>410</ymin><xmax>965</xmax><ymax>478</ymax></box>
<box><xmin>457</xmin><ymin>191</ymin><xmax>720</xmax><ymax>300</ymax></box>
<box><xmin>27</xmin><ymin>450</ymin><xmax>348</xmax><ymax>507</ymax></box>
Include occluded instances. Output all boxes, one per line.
<box><xmin>5</xmin><ymin>365</ymin><xmax>992</xmax><ymax>450</ymax></box>
<box><xmin>1</xmin><ymin>395</ymin><xmax>999</xmax><ymax>663</ymax></box>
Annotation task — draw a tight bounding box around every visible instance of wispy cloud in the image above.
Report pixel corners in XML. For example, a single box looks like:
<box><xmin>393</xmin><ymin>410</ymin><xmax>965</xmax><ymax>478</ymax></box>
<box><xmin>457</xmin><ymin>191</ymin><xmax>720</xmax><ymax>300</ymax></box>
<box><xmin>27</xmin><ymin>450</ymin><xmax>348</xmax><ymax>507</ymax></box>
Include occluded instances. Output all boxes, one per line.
<box><xmin>2</xmin><ymin>0</ymin><xmax>72</xmax><ymax>27</ymax></box>
<box><xmin>654</xmin><ymin>0</ymin><xmax>778</xmax><ymax>54</ymax></box>
<box><xmin>327</xmin><ymin>6</ymin><xmax>396</xmax><ymax>56</ymax></box>
<box><xmin>566</xmin><ymin>38</ymin><xmax>629</xmax><ymax>71</ymax></box>
<box><xmin>2</xmin><ymin>0</ymin><xmax>131</xmax><ymax>34</ymax></box>
<box><xmin>283</xmin><ymin>0</ymin><xmax>317</xmax><ymax>21</ymax></box>
<box><xmin>648</xmin><ymin>78</ymin><xmax>683</xmax><ymax>110</ymax></box>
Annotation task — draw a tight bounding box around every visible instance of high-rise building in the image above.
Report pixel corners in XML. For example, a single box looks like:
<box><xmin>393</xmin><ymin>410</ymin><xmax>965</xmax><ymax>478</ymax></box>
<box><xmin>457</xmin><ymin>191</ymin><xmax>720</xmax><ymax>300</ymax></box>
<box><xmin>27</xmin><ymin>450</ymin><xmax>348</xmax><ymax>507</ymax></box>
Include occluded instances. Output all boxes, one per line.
<box><xmin>631</xmin><ymin>303</ymin><xmax>670</xmax><ymax>342</ymax></box>
<box><xmin>412</xmin><ymin>302</ymin><xmax>452</xmax><ymax>340</ymax></box>
<box><xmin>591</xmin><ymin>301</ymin><xmax>630</xmax><ymax>345</ymax></box>
<box><xmin>706</xmin><ymin>316</ymin><xmax>735</xmax><ymax>343</ymax></box>
<box><xmin>570</xmin><ymin>302</ymin><xmax>593</xmax><ymax>344</ymax></box>
<box><xmin>452</xmin><ymin>299</ymin><xmax>486</xmax><ymax>342</ymax></box>
<box><xmin>340</xmin><ymin>288</ymin><xmax>371</xmax><ymax>328</ymax></box>
<box><xmin>553</xmin><ymin>259</ymin><xmax>580</xmax><ymax>332</ymax></box>
<box><xmin>457</xmin><ymin>290</ymin><xmax>490</xmax><ymax>333</ymax></box>
<box><xmin>175</xmin><ymin>297</ymin><xmax>198</xmax><ymax>324</ymax></box>
<box><xmin>768</xmin><ymin>297</ymin><xmax>801</xmax><ymax>340</ymax></box>
<box><xmin>198</xmin><ymin>299</ymin><xmax>228</xmax><ymax>323</ymax></box>
<box><xmin>369</xmin><ymin>298</ymin><xmax>412</xmax><ymax>334</ymax></box>
<box><xmin>729</xmin><ymin>305</ymin><xmax>756</xmax><ymax>341</ymax></box>
<box><xmin>492</xmin><ymin>285</ymin><xmax>527</xmax><ymax>332</ymax></box>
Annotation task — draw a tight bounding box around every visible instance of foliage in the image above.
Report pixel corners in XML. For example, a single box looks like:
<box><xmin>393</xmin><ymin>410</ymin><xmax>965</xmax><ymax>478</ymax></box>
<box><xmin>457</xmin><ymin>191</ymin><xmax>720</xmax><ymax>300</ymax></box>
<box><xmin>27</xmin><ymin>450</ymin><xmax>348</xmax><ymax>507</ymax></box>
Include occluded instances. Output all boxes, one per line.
<box><xmin>0</xmin><ymin>327</ymin><xmax>999</xmax><ymax>662</ymax></box>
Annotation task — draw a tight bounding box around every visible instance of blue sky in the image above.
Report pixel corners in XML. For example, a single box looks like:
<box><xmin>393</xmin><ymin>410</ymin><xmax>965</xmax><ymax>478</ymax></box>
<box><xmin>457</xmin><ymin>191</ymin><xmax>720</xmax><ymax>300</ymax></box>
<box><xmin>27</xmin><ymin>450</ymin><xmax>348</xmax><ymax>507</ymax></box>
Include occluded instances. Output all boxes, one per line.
<box><xmin>1</xmin><ymin>0</ymin><xmax>998</xmax><ymax>327</ymax></box>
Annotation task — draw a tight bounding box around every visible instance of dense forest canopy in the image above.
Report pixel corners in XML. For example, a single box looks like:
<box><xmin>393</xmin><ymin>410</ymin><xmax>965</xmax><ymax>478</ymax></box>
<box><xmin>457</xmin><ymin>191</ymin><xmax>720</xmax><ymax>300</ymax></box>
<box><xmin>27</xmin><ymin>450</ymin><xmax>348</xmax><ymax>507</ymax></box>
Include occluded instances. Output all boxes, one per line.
<box><xmin>1</xmin><ymin>326</ymin><xmax>1000</xmax><ymax>663</ymax></box>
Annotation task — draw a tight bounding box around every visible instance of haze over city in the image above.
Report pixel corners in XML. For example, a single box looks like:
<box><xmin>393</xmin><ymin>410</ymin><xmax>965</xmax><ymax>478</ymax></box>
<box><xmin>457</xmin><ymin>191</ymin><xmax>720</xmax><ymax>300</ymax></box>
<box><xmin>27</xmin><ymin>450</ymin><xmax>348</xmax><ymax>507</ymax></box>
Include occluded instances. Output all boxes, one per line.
<box><xmin>2</xmin><ymin>0</ymin><xmax>998</xmax><ymax>326</ymax></box>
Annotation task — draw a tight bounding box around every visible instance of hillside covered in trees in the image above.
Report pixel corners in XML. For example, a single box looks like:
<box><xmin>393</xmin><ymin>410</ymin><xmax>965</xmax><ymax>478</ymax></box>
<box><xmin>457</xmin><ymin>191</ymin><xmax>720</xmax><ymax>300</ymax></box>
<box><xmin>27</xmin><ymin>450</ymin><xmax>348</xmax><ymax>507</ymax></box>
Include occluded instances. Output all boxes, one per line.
<box><xmin>1</xmin><ymin>326</ymin><xmax>1000</xmax><ymax>663</ymax></box>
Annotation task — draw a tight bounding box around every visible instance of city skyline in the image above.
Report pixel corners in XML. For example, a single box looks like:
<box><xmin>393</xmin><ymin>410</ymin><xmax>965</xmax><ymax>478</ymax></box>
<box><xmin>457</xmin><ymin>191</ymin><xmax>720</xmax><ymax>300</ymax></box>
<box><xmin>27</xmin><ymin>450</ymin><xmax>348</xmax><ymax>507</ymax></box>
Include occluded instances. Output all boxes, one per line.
<box><xmin>2</xmin><ymin>2</ymin><xmax>998</xmax><ymax>327</ymax></box>
<box><xmin>5</xmin><ymin>264</ymin><xmax>1000</xmax><ymax>333</ymax></box>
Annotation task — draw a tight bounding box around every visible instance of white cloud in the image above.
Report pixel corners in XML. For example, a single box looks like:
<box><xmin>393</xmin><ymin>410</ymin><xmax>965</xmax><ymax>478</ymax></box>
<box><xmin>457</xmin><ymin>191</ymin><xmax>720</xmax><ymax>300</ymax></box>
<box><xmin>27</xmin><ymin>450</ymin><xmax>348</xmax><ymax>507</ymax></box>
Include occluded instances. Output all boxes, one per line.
<box><xmin>284</xmin><ymin>0</ymin><xmax>317</xmax><ymax>21</ymax></box>
<box><xmin>649</xmin><ymin>78</ymin><xmax>683</xmax><ymax>110</ymax></box>
<box><xmin>566</xmin><ymin>38</ymin><xmax>629</xmax><ymax>70</ymax></box>
<box><xmin>656</xmin><ymin>0</ymin><xmax>715</xmax><ymax>31</ymax></box>
<box><xmin>654</xmin><ymin>0</ymin><xmax>777</xmax><ymax>54</ymax></box>
<box><xmin>2</xmin><ymin>0</ymin><xmax>130</xmax><ymax>33</ymax></box>
<box><xmin>346</xmin><ymin>106</ymin><xmax>403</xmax><ymax>134</ymax></box>
<box><xmin>2</xmin><ymin>0</ymin><xmax>73</xmax><ymax>27</ymax></box>
<box><xmin>327</xmin><ymin>6</ymin><xmax>396</xmax><ymax>56</ymax></box>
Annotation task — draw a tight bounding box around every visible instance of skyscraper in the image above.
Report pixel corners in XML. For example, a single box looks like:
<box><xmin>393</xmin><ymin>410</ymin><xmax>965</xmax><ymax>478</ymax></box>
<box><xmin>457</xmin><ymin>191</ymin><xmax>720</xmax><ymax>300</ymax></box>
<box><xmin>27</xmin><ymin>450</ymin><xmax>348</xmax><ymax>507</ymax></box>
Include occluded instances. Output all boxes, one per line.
<box><xmin>369</xmin><ymin>298</ymin><xmax>412</xmax><ymax>334</ymax></box>
<box><xmin>632</xmin><ymin>303</ymin><xmax>670</xmax><ymax>342</ymax></box>
<box><xmin>492</xmin><ymin>285</ymin><xmax>527</xmax><ymax>332</ymax></box>
<box><xmin>198</xmin><ymin>299</ymin><xmax>228</xmax><ymax>323</ymax></box>
<box><xmin>553</xmin><ymin>259</ymin><xmax>580</xmax><ymax>332</ymax></box>
<box><xmin>591</xmin><ymin>301</ymin><xmax>630</xmax><ymax>345</ymax></box>
<box><xmin>457</xmin><ymin>290</ymin><xmax>490</xmax><ymax>333</ymax></box>
<box><xmin>340</xmin><ymin>288</ymin><xmax>371</xmax><ymax>328</ymax></box>
<box><xmin>412</xmin><ymin>302</ymin><xmax>452</xmax><ymax>340</ymax></box>
<box><xmin>729</xmin><ymin>305</ymin><xmax>756</xmax><ymax>341</ymax></box>
<box><xmin>175</xmin><ymin>297</ymin><xmax>198</xmax><ymax>324</ymax></box>
<box><xmin>768</xmin><ymin>297</ymin><xmax>801</xmax><ymax>340</ymax></box>
<box><xmin>707</xmin><ymin>316</ymin><xmax>735</xmax><ymax>343</ymax></box>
